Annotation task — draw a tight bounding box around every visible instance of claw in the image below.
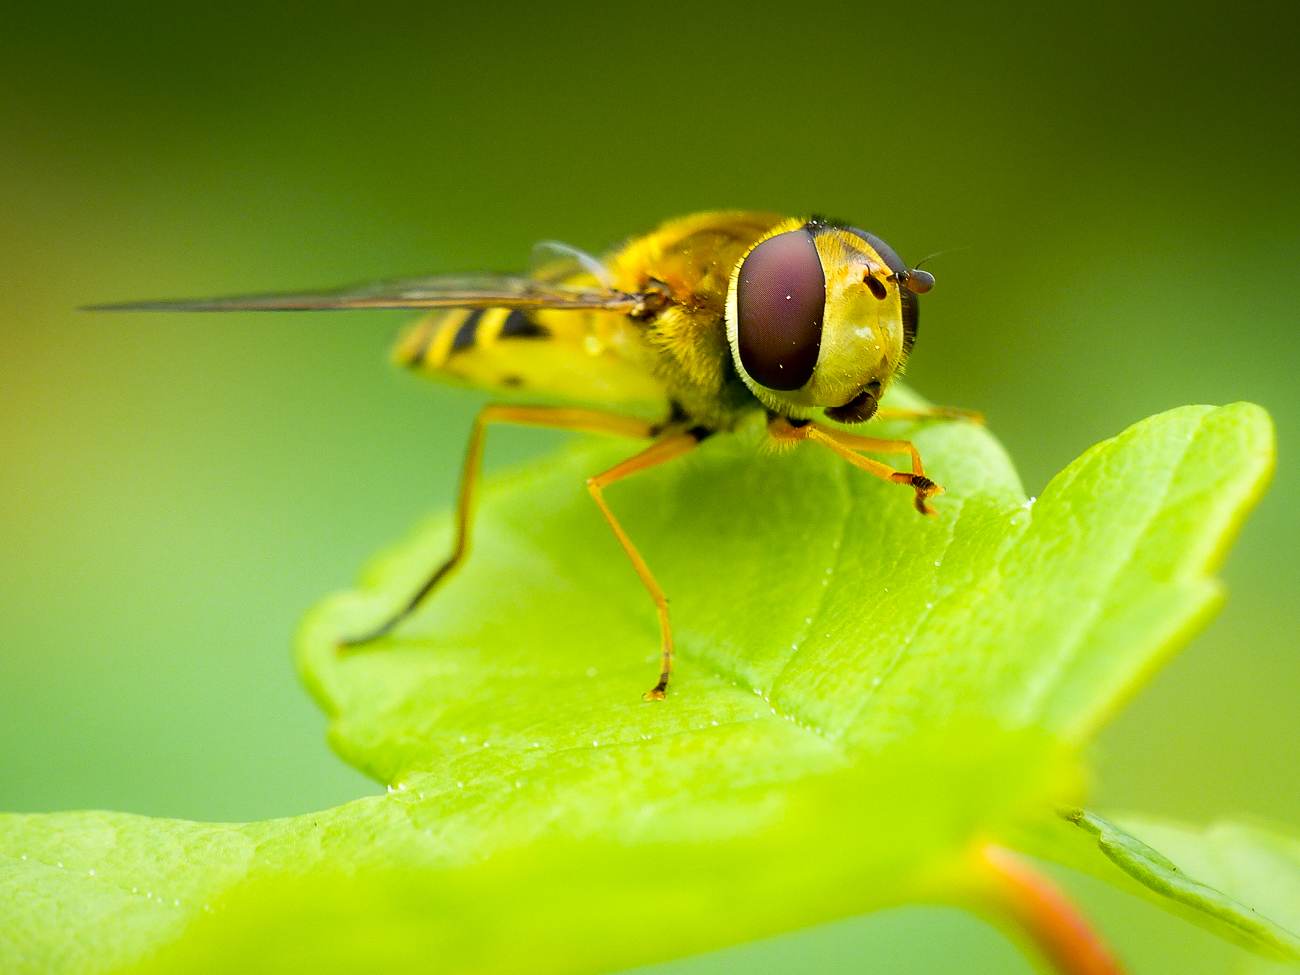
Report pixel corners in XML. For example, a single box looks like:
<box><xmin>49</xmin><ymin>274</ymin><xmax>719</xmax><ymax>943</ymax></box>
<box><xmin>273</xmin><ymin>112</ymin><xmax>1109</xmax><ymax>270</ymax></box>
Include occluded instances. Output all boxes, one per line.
<box><xmin>911</xmin><ymin>476</ymin><xmax>943</xmax><ymax>517</ymax></box>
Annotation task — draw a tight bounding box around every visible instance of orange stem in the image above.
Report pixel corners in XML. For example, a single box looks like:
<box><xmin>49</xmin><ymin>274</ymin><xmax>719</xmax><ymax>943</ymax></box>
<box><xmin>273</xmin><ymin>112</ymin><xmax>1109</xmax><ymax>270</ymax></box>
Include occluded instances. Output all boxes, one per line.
<box><xmin>976</xmin><ymin>844</ymin><xmax>1126</xmax><ymax>975</ymax></box>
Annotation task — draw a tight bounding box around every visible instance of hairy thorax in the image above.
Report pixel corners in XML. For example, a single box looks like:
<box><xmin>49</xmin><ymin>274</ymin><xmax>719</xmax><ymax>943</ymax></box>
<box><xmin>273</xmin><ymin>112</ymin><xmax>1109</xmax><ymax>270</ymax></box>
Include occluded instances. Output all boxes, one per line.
<box><xmin>607</xmin><ymin>212</ymin><xmax>783</xmax><ymax>430</ymax></box>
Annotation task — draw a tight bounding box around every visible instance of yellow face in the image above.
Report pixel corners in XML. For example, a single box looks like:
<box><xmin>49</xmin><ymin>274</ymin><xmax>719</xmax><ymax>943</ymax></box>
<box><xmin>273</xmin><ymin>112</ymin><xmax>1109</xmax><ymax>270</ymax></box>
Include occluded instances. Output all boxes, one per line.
<box><xmin>725</xmin><ymin>218</ymin><xmax>922</xmax><ymax>423</ymax></box>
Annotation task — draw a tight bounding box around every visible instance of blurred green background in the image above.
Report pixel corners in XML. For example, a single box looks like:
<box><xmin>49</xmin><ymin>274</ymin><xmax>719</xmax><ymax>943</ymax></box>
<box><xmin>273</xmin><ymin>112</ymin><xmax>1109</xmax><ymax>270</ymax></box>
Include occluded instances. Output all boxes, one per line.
<box><xmin>1</xmin><ymin>1</ymin><xmax>1295</xmax><ymax>972</ymax></box>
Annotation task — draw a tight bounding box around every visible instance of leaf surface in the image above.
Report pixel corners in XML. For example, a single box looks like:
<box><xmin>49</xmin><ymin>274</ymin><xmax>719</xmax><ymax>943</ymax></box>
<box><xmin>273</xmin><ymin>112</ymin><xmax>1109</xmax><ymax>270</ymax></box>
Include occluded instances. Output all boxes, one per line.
<box><xmin>1018</xmin><ymin>810</ymin><xmax>1300</xmax><ymax>963</ymax></box>
<box><xmin>0</xmin><ymin>395</ymin><xmax>1275</xmax><ymax>974</ymax></box>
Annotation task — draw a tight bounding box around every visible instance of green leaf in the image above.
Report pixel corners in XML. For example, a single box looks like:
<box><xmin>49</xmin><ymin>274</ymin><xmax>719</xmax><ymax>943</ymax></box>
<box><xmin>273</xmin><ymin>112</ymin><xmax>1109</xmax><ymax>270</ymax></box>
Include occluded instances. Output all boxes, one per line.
<box><xmin>0</xmin><ymin>396</ymin><xmax>1274</xmax><ymax>974</ymax></box>
<box><xmin>1098</xmin><ymin>814</ymin><xmax>1300</xmax><ymax>961</ymax></box>
<box><xmin>1019</xmin><ymin>810</ymin><xmax>1300</xmax><ymax>963</ymax></box>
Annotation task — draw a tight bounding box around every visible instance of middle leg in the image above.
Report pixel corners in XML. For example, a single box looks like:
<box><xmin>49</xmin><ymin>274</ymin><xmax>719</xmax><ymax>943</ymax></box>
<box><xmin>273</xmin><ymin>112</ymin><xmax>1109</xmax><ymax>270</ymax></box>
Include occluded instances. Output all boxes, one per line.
<box><xmin>586</xmin><ymin>430</ymin><xmax>707</xmax><ymax>700</ymax></box>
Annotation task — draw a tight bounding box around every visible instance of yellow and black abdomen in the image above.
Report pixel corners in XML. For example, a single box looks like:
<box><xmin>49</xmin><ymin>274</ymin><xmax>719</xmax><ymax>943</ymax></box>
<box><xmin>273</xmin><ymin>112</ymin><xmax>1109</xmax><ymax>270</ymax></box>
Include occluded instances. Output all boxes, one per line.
<box><xmin>393</xmin><ymin>306</ymin><xmax>669</xmax><ymax>416</ymax></box>
<box><xmin>395</xmin><ymin>307</ymin><xmax>544</xmax><ymax>376</ymax></box>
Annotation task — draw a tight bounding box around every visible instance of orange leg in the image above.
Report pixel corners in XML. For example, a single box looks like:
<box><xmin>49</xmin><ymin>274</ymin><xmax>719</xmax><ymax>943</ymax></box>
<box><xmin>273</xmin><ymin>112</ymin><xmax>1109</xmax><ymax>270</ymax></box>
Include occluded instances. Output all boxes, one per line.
<box><xmin>587</xmin><ymin>432</ymin><xmax>704</xmax><ymax>699</ymax></box>
<box><xmin>874</xmin><ymin>405</ymin><xmax>985</xmax><ymax>425</ymax></box>
<box><xmin>769</xmin><ymin>416</ymin><xmax>943</xmax><ymax>516</ymax></box>
<box><xmin>341</xmin><ymin>404</ymin><xmax>657</xmax><ymax>647</ymax></box>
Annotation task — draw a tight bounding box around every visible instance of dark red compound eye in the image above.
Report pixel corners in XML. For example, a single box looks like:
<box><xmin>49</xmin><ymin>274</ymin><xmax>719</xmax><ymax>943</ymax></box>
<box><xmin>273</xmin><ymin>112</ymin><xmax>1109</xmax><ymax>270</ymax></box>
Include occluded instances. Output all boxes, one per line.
<box><xmin>735</xmin><ymin>229</ymin><xmax>826</xmax><ymax>390</ymax></box>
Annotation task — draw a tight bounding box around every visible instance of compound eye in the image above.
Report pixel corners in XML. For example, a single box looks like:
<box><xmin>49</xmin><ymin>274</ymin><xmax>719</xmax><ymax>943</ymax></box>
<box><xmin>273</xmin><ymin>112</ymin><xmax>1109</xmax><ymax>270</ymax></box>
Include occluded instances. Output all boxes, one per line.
<box><xmin>735</xmin><ymin>229</ymin><xmax>826</xmax><ymax>390</ymax></box>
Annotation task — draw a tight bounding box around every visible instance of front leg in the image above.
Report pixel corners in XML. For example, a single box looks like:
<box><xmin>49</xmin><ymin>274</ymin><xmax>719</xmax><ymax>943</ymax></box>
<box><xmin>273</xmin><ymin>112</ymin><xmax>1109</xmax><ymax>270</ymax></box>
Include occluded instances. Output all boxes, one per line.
<box><xmin>873</xmin><ymin>405</ymin><xmax>984</xmax><ymax>425</ymax></box>
<box><xmin>768</xmin><ymin>415</ymin><xmax>943</xmax><ymax>516</ymax></box>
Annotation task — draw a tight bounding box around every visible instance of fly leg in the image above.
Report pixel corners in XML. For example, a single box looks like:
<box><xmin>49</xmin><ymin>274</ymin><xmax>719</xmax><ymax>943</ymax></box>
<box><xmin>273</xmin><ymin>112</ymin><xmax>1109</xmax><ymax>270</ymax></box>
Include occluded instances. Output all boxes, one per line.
<box><xmin>586</xmin><ymin>430</ymin><xmax>707</xmax><ymax>700</ymax></box>
<box><xmin>340</xmin><ymin>404</ymin><xmax>656</xmax><ymax>648</ymax></box>
<box><xmin>768</xmin><ymin>416</ymin><xmax>942</xmax><ymax>516</ymax></box>
<box><xmin>810</xmin><ymin>425</ymin><xmax>943</xmax><ymax>516</ymax></box>
<box><xmin>873</xmin><ymin>405</ymin><xmax>984</xmax><ymax>424</ymax></box>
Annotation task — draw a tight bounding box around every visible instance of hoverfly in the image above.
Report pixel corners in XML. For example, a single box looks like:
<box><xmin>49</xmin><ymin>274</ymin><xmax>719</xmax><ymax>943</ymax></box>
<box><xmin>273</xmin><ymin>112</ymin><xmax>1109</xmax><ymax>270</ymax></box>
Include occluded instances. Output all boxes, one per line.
<box><xmin>93</xmin><ymin>211</ymin><xmax>979</xmax><ymax>699</ymax></box>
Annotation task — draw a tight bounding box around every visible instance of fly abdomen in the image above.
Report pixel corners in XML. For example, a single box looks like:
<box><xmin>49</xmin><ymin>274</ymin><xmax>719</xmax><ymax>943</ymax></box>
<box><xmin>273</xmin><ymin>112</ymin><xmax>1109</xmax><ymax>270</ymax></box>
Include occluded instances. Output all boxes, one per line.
<box><xmin>393</xmin><ymin>308</ymin><xmax>550</xmax><ymax>370</ymax></box>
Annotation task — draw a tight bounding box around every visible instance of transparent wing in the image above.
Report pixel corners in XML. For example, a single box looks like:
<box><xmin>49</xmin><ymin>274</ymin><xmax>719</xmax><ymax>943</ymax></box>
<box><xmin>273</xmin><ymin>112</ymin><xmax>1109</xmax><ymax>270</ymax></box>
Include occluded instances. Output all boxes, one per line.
<box><xmin>527</xmin><ymin>240</ymin><xmax>616</xmax><ymax>288</ymax></box>
<box><xmin>85</xmin><ymin>273</ymin><xmax>642</xmax><ymax>313</ymax></box>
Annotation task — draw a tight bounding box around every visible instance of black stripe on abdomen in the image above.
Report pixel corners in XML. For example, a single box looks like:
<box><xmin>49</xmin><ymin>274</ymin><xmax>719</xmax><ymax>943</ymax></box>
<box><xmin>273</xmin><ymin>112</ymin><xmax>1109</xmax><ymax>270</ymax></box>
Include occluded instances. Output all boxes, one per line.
<box><xmin>499</xmin><ymin>309</ymin><xmax>548</xmax><ymax>339</ymax></box>
<box><xmin>451</xmin><ymin>310</ymin><xmax>484</xmax><ymax>351</ymax></box>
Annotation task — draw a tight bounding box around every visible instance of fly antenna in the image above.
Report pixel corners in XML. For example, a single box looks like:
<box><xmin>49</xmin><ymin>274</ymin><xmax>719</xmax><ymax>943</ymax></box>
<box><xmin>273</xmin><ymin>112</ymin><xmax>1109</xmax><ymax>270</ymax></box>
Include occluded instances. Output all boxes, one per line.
<box><xmin>914</xmin><ymin>246</ymin><xmax>967</xmax><ymax>270</ymax></box>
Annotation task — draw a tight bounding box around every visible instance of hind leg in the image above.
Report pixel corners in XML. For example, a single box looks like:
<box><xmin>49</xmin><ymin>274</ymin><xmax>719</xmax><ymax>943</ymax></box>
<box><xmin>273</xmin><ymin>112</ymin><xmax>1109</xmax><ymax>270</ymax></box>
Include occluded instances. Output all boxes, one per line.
<box><xmin>340</xmin><ymin>404</ymin><xmax>656</xmax><ymax>647</ymax></box>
